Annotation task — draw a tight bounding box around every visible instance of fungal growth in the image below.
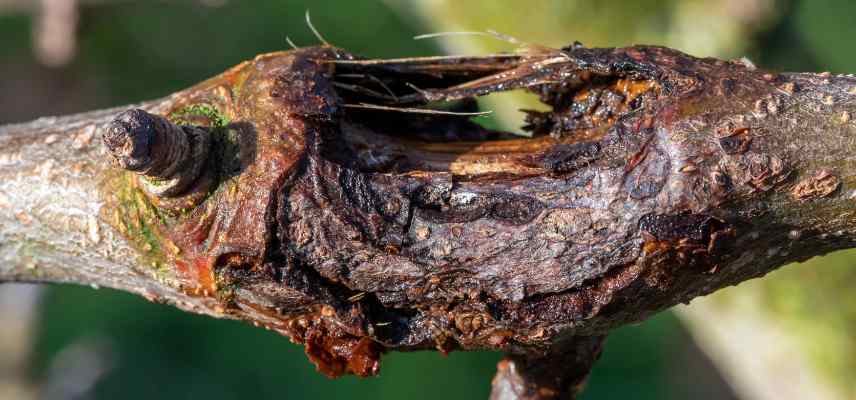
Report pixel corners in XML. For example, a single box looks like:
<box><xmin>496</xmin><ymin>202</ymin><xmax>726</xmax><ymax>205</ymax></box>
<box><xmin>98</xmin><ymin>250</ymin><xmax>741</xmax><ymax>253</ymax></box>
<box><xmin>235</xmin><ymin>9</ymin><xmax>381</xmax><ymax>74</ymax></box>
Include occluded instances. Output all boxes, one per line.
<box><xmin>94</xmin><ymin>43</ymin><xmax>856</xmax><ymax>399</ymax></box>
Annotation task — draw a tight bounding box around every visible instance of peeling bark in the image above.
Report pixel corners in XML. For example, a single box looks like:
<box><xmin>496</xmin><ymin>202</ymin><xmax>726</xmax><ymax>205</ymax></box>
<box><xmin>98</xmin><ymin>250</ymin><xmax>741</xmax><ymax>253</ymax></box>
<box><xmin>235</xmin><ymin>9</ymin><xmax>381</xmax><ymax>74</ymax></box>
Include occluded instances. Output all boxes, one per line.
<box><xmin>3</xmin><ymin>43</ymin><xmax>856</xmax><ymax>398</ymax></box>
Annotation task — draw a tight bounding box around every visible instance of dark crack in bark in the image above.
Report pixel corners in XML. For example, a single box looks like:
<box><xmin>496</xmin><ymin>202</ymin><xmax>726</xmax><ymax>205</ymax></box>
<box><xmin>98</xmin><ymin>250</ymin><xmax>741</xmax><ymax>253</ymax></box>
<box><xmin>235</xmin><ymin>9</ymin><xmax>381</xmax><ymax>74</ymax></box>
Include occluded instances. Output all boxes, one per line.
<box><xmin>6</xmin><ymin>43</ymin><xmax>856</xmax><ymax>399</ymax></box>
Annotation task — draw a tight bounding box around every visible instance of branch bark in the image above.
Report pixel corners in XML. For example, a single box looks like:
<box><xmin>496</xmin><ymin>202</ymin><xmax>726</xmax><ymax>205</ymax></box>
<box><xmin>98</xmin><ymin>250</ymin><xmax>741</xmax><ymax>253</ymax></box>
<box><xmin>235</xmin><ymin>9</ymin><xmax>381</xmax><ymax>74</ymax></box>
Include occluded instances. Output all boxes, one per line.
<box><xmin>3</xmin><ymin>44</ymin><xmax>856</xmax><ymax>398</ymax></box>
<box><xmin>0</xmin><ymin>102</ymin><xmax>230</xmax><ymax>319</ymax></box>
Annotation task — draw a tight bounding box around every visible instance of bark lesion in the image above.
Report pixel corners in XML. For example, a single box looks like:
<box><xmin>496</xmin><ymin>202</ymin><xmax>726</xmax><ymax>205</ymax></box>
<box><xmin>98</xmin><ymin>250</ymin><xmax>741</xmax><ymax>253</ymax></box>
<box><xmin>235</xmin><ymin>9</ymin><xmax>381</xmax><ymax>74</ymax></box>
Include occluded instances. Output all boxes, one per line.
<box><xmin>327</xmin><ymin>47</ymin><xmax>663</xmax><ymax>178</ymax></box>
<box><xmin>6</xmin><ymin>43</ymin><xmax>856</xmax><ymax>399</ymax></box>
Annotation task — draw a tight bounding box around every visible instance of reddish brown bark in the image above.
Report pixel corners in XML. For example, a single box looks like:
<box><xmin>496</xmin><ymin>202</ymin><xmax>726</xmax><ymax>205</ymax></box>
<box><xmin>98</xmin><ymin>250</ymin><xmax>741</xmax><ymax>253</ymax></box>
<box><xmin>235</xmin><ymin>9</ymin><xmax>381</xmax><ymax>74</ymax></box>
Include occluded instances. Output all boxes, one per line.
<box><xmin>489</xmin><ymin>336</ymin><xmax>605</xmax><ymax>400</ymax></box>
<box><xmin>4</xmin><ymin>43</ymin><xmax>856</xmax><ymax>398</ymax></box>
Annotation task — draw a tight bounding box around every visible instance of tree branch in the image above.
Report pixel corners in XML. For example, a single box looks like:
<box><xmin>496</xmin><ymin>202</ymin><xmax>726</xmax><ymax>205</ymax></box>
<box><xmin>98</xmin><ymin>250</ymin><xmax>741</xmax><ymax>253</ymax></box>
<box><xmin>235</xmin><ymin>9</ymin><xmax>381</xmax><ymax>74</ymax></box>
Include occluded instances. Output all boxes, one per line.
<box><xmin>3</xmin><ymin>44</ymin><xmax>856</xmax><ymax>398</ymax></box>
<box><xmin>0</xmin><ymin>102</ymin><xmax>229</xmax><ymax>319</ymax></box>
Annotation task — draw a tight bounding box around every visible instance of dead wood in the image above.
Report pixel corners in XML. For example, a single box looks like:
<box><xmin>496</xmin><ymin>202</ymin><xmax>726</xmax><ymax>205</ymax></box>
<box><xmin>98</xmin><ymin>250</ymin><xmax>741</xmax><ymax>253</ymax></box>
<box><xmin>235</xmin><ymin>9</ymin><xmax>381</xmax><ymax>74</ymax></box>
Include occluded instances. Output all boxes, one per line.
<box><xmin>3</xmin><ymin>43</ymin><xmax>856</xmax><ymax>398</ymax></box>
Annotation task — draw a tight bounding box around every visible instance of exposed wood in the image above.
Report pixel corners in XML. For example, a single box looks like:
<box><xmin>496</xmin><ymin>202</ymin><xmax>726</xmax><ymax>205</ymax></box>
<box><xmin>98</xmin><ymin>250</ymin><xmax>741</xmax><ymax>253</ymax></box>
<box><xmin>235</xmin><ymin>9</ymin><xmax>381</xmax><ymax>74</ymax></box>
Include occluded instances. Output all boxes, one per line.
<box><xmin>4</xmin><ymin>43</ymin><xmax>856</xmax><ymax>398</ymax></box>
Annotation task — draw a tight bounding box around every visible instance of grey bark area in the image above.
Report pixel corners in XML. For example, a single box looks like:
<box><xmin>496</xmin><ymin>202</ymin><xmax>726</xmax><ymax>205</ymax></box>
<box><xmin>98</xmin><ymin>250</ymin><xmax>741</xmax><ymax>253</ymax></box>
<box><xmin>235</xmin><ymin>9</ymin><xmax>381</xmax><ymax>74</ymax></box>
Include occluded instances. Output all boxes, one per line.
<box><xmin>3</xmin><ymin>43</ymin><xmax>856</xmax><ymax>398</ymax></box>
<box><xmin>0</xmin><ymin>102</ymin><xmax>228</xmax><ymax>319</ymax></box>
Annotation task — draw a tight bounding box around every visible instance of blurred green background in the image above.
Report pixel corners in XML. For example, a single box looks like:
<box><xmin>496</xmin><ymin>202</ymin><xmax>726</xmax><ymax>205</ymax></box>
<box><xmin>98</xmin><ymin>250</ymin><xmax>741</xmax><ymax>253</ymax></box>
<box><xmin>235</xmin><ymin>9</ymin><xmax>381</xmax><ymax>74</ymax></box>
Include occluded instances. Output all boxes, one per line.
<box><xmin>0</xmin><ymin>0</ymin><xmax>854</xmax><ymax>399</ymax></box>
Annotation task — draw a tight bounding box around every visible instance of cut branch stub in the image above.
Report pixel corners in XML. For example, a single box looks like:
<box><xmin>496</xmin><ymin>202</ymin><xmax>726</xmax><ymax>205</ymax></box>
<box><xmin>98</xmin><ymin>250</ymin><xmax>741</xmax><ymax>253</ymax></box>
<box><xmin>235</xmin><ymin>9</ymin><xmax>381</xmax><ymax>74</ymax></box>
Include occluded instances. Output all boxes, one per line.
<box><xmin>489</xmin><ymin>336</ymin><xmax>606</xmax><ymax>400</ymax></box>
<box><xmin>103</xmin><ymin>108</ymin><xmax>212</xmax><ymax>201</ymax></box>
<box><xmin>88</xmin><ymin>43</ymin><xmax>856</xmax><ymax>397</ymax></box>
<box><xmin>103</xmin><ymin>109</ymin><xmax>157</xmax><ymax>172</ymax></box>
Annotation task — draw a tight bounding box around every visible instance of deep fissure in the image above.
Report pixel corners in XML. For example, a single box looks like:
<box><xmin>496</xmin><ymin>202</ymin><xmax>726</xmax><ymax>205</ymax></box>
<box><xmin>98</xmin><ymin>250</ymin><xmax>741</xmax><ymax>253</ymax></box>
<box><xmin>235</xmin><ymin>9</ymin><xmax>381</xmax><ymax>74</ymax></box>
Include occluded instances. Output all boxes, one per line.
<box><xmin>327</xmin><ymin>58</ymin><xmax>660</xmax><ymax>177</ymax></box>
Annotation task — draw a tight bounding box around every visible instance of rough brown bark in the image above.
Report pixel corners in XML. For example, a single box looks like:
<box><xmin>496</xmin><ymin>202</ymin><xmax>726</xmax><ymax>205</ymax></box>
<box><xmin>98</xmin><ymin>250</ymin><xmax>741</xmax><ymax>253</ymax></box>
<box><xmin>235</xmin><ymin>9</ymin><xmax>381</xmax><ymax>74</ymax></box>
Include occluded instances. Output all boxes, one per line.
<box><xmin>489</xmin><ymin>336</ymin><xmax>605</xmax><ymax>400</ymax></box>
<box><xmin>3</xmin><ymin>43</ymin><xmax>856</xmax><ymax>398</ymax></box>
